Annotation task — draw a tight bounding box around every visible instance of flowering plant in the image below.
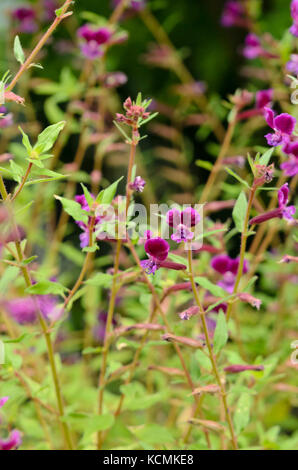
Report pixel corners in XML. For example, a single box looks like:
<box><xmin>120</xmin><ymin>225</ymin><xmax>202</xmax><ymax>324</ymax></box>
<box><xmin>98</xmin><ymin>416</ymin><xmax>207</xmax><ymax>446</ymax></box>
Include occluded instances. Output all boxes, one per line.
<box><xmin>0</xmin><ymin>0</ymin><xmax>297</xmax><ymax>453</ymax></box>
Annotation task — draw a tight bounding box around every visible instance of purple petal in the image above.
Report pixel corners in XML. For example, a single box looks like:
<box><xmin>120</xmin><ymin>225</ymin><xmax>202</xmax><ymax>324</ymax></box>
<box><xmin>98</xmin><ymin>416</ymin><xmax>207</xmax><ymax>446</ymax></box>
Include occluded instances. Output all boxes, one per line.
<box><xmin>274</xmin><ymin>113</ymin><xmax>296</xmax><ymax>135</ymax></box>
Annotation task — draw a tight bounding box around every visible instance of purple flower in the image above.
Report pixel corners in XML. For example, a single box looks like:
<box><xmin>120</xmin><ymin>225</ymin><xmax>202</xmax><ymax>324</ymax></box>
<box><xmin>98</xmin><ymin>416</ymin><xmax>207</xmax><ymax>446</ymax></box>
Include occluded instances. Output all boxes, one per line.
<box><xmin>77</xmin><ymin>24</ymin><xmax>112</xmax><ymax>59</ymax></box>
<box><xmin>171</xmin><ymin>224</ymin><xmax>194</xmax><ymax>243</ymax></box>
<box><xmin>249</xmin><ymin>183</ymin><xmax>296</xmax><ymax>224</ymax></box>
<box><xmin>217</xmin><ymin>272</ymin><xmax>236</xmax><ymax>294</ymax></box>
<box><xmin>12</xmin><ymin>6</ymin><xmax>37</xmax><ymax>33</ymax></box>
<box><xmin>278</xmin><ymin>183</ymin><xmax>296</xmax><ymax>220</ymax></box>
<box><xmin>0</xmin><ymin>397</ymin><xmax>9</xmax><ymax>409</ymax></box>
<box><xmin>75</xmin><ymin>193</ymin><xmax>103</xmax><ymax>248</ymax></box>
<box><xmin>5</xmin><ymin>294</ymin><xmax>63</xmax><ymax>325</ymax></box>
<box><xmin>281</xmin><ymin>142</ymin><xmax>298</xmax><ymax>176</ymax></box>
<box><xmin>211</xmin><ymin>255</ymin><xmax>248</xmax><ymax>276</ymax></box>
<box><xmin>286</xmin><ymin>54</ymin><xmax>298</xmax><ymax>75</ymax></box>
<box><xmin>243</xmin><ymin>34</ymin><xmax>263</xmax><ymax>59</ymax></box>
<box><xmin>42</xmin><ymin>0</ymin><xmax>59</xmax><ymax>22</ymax></box>
<box><xmin>166</xmin><ymin>207</ymin><xmax>200</xmax><ymax>228</ymax></box>
<box><xmin>256</xmin><ymin>89</ymin><xmax>273</xmax><ymax>109</ymax></box>
<box><xmin>129</xmin><ymin>176</ymin><xmax>146</xmax><ymax>192</ymax></box>
<box><xmin>280</xmin><ymin>157</ymin><xmax>298</xmax><ymax>176</ymax></box>
<box><xmin>141</xmin><ymin>237</ymin><xmax>170</xmax><ymax>274</ymax></box>
<box><xmin>221</xmin><ymin>1</ymin><xmax>245</xmax><ymax>27</ymax></box>
<box><xmin>290</xmin><ymin>0</ymin><xmax>298</xmax><ymax>36</ymax></box>
<box><xmin>264</xmin><ymin>107</ymin><xmax>296</xmax><ymax>147</ymax></box>
<box><xmin>0</xmin><ymin>430</ymin><xmax>22</xmax><ymax>450</ymax></box>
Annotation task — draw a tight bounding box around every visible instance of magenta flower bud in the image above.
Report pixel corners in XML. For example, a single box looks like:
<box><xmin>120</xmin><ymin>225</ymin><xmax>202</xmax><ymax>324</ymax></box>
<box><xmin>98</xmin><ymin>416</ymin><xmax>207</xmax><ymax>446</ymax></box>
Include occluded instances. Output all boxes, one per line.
<box><xmin>221</xmin><ymin>1</ymin><xmax>245</xmax><ymax>27</ymax></box>
<box><xmin>243</xmin><ymin>33</ymin><xmax>262</xmax><ymax>59</ymax></box>
<box><xmin>250</xmin><ymin>183</ymin><xmax>296</xmax><ymax>224</ymax></box>
<box><xmin>224</xmin><ymin>364</ymin><xmax>264</xmax><ymax>374</ymax></box>
<box><xmin>179</xmin><ymin>306</ymin><xmax>199</xmax><ymax>320</ymax></box>
<box><xmin>0</xmin><ymin>429</ymin><xmax>22</xmax><ymax>450</ymax></box>
<box><xmin>158</xmin><ymin>260</ymin><xmax>186</xmax><ymax>271</ymax></box>
<box><xmin>256</xmin><ymin>89</ymin><xmax>273</xmax><ymax>109</ymax></box>
<box><xmin>181</xmin><ymin>207</ymin><xmax>200</xmax><ymax>227</ymax></box>
<box><xmin>166</xmin><ymin>208</ymin><xmax>181</xmax><ymax>227</ymax></box>
<box><xmin>166</xmin><ymin>207</ymin><xmax>200</xmax><ymax>228</ymax></box>
<box><xmin>237</xmin><ymin>292</ymin><xmax>262</xmax><ymax>309</ymax></box>
<box><xmin>5</xmin><ymin>225</ymin><xmax>26</xmax><ymax>243</ymax></box>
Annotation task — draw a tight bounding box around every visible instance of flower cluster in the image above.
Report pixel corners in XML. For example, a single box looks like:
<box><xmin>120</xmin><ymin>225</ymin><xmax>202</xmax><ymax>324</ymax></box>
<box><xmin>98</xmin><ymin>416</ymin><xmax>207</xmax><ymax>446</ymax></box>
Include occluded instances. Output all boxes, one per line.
<box><xmin>116</xmin><ymin>97</ymin><xmax>150</xmax><ymax>127</ymax></box>
<box><xmin>211</xmin><ymin>254</ymin><xmax>249</xmax><ymax>297</ymax></box>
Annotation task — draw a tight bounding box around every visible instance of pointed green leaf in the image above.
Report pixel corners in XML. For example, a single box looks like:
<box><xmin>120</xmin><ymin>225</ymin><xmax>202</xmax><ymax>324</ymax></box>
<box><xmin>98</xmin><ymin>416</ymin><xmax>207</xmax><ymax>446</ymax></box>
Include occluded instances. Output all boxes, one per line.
<box><xmin>213</xmin><ymin>310</ymin><xmax>228</xmax><ymax>354</ymax></box>
<box><xmin>232</xmin><ymin>191</ymin><xmax>248</xmax><ymax>233</ymax></box>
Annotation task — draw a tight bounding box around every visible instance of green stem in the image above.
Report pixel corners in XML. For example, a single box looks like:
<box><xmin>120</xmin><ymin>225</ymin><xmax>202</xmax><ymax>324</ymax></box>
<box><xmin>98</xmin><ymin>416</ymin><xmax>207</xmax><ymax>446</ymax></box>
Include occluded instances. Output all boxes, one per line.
<box><xmin>226</xmin><ymin>186</ymin><xmax>256</xmax><ymax>321</ymax></box>
<box><xmin>11</xmin><ymin>162</ymin><xmax>32</xmax><ymax>201</ymax></box>
<box><xmin>7</xmin><ymin>0</ymin><xmax>73</xmax><ymax>92</ymax></box>
<box><xmin>0</xmin><ymin>176</ymin><xmax>73</xmax><ymax>450</ymax></box>
<box><xmin>187</xmin><ymin>249</ymin><xmax>238</xmax><ymax>449</ymax></box>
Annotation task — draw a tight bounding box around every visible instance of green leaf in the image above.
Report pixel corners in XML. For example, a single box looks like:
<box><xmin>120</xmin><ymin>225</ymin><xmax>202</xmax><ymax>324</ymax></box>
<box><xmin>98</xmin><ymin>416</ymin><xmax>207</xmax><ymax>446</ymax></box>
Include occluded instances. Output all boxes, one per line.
<box><xmin>14</xmin><ymin>36</ymin><xmax>25</xmax><ymax>64</ymax></box>
<box><xmin>225</xmin><ymin>167</ymin><xmax>249</xmax><ymax>188</ymax></box>
<box><xmin>80</xmin><ymin>183</ymin><xmax>93</xmax><ymax>208</ymax></box>
<box><xmin>232</xmin><ymin>191</ymin><xmax>248</xmax><ymax>233</ymax></box>
<box><xmin>0</xmin><ymin>266</ymin><xmax>19</xmax><ymax>294</ymax></box>
<box><xmin>82</xmin><ymin>346</ymin><xmax>102</xmax><ymax>355</ymax></box>
<box><xmin>213</xmin><ymin>310</ymin><xmax>228</xmax><ymax>354</ymax></box>
<box><xmin>54</xmin><ymin>195</ymin><xmax>88</xmax><ymax>224</ymax></box>
<box><xmin>194</xmin><ymin>276</ymin><xmax>227</xmax><ymax>298</ymax></box>
<box><xmin>85</xmin><ymin>272</ymin><xmax>113</xmax><ymax>288</ymax></box>
<box><xmin>55</xmin><ymin>6</ymin><xmax>64</xmax><ymax>17</ymax></box>
<box><xmin>60</xmin><ymin>413</ymin><xmax>114</xmax><ymax>434</ymax></box>
<box><xmin>26</xmin><ymin>280</ymin><xmax>67</xmax><ymax>296</ymax></box>
<box><xmin>234</xmin><ymin>393</ymin><xmax>253</xmax><ymax>435</ymax></box>
<box><xmin>140</xmin><ymin>112</ymin><xmax>159</xmax><ymax>126</ymax></box>
<box><xmin>9</xmin><ymin>160</ymin><xmax>23</xmax><ymax>183</ymax></box>
<box><xmin>34</xmin><ymin>121</ymin><xmax>65</xmax><ymax>155</ymax></box>
<box><xmin>258</xmin><ymin>147</ymin><xmax>274</xmax><ymax>166</ymax></box>
<box><xmin>113</xmin><ymin>120</ymin><xmax>132</xmax><ymax>143</ymax></box>
<box><xmin>19</xmin><ymin>127</ymin><xmax>33</xmax><ymax>155</ymax></box>
<box><xmin>96</xmin><ymin>177</ymin><xmax>123</xmax><ymax>204</ymax></box>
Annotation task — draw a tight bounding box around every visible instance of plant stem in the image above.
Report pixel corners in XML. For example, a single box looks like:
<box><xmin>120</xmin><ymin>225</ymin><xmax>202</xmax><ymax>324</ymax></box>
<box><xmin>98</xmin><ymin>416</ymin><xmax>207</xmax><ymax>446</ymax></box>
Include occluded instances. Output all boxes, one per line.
<box><xmin>7</xmin><ymin>0</ymin><xmax>73</xmax><ymax>92</ymax></box>
<box><xmin>97</xmin><ymin>131</ymin><xmax>137</xmax><ymax>449</ymax></box>
<box><xmin>187</xmin><ymin>249</ymin><xmax>238</xmax><ymax>449</ymax></box>
<box><xmin>226</xmin><ymin>186</ymin><xmax>256</xmax><ymax>321</ymax></box>
<box><xmin>11</xmin><ymin>162</ymin><xmax>32</xmax><ymax>201</ymax></box>
<box><xmin>0</xmin><ymin>175</ymin><xmax>73</xmax><ymax>450</ymax></box>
